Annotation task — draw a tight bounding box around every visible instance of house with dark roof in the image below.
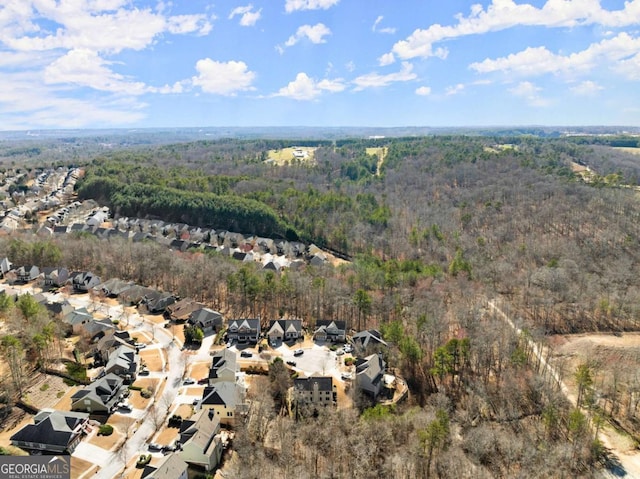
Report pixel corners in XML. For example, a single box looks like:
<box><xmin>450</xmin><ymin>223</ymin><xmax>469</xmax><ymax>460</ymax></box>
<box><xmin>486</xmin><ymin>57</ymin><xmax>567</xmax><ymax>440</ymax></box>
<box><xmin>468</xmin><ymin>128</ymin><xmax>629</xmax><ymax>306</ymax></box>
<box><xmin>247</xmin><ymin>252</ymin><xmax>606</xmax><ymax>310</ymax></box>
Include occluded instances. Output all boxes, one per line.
<box><xmin>98</xmin><ymin>278</ymin><xmax>135</xmax><ymax>298</ymax></box>
<box><xmin>293</xmin><ymin>375</ymin><xmax>337</xmax><ymax>409</ymax></box>
<box><xmin>352</xmin><ymin>329</ymin><xmax>388</xmax><ymax>353</ymax></box>
<box><xmin>104</xmin><ymin>344</ymin><xmax>139</xmax><ymax>382</ymax></box>
<box><xmin>14</xmin><ymin>265</ymin><xmax>40</xmax><ymax>283</ymax></box>
<box><xmin>41</xmin><ymin>267</ymin><xmax>69</xmax><ymax>289</ymax></box>
<box><xmin>178</xmin><ymin>409</ymin><xmax>224</xmax><ymax>472</ymax></box>
<box><xmin>0</xmin><ymin>257</ymin><xmax>12</xmax><ymax>277</ymax></box>
<box><xmin>93</xmin><ymin>330</ymin><xmax>134</xmax><ymax>364</ymax></box>
<box><xmin>43</xmin><ymin>299</ymin><xmax>74</xmax><ymax>319</ymax></box>
<box><xmin>266</xmin><ymin>319</ymin><xmax>303</xmax><ymax>344</ymax></box>
<box><xmin>208</xmin><ymin>349</ymin><xmax>237</xmax><ymax>385</ymax></box>
<box><xmin>227</xmin><ymin>318</ymin><xmax>261</xmax><ymax>344</ymax></box>
<box><xmin>71</xmin><ymin>373</ymin><xmax>124</xmax><ymax>413</ymax></box>
<box><xmin>10</xmin><ymin>409</ymin><xmax>90</xmax><ymax>454</ymax></box>
<box><xmin>313</xmin><ymin>320</ymin><xmax>346</xmax><ymax>342</ymax></box>
<box><xmin>71</xmin><ymin>271</ymin><xmax>101</xmax><ymax>293</ymax></box>
<box><xmin>142</xmin><ymin>454</ymin><xmax>188</xmax><ymax>479</ymax></box>
<box><xmin>165</xmin><ymin>298</ymin><xmax>206</xmax><ymax>322</ymax></box>
<box><xmin>141</xmin><ymin>290</ymin><xmax>176</xmax><ymax>314</ymax></box>
<box><xmin>200</xmin><ymin>382</ymin><xmax>244</xmax><ymax>426</ymax></box>
<box><xmin>189</xmin><ymin>308</ymin><xmax>223</xmax><ymax>334</ymax></box>
<box><xmin>355</xmin><ymin>353</ymin><xmax>386</xmax><ymax>398</ymax></box>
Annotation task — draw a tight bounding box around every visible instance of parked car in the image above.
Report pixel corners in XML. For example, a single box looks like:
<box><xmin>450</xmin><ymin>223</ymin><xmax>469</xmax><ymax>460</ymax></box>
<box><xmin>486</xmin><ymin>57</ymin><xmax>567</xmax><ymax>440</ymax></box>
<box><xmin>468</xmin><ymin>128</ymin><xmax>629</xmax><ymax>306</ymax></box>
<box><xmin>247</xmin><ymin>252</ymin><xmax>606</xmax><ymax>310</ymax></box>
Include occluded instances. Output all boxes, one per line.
<box><xmin>192</xmin><ymin>398</ymin><xmax>200</xmax><ymax>406</ymax></box>
<box><xmin>286</xmin><ymin>360</ymin><xmax>297</xmax><ymax>367</ymax></box>
<box><xmin>118</xmin><ymin>403</ymin><xmax>132</xmax><ymax>412</ymax></box>
<box><xmin>240</xmin><ymin>351</ymin><xmax>252</xmax><ymax>358</ymax></box>
<box><xmin>336</xmin><ymin>348</ymin><xmax>345</xmax><ymax>356</ymax></box>
<box><xmin>197</xmin><ymin>378</ymin><xmax>208</xmax><ymax>385</ymax></box>
<box><xmin>344</xmin><ymin>344</ymin><xmax>353</xmax><ymax>353</ymax></box>
<box><xmin>148</xmin><ymin>443</ymin><xmax>162</xmax><ymax>452</ymax></box>
<box><xmin>135</xmin><ymin>342</ymin><xmax>146</xmax><ymax>349</ymax></box>
<box><xmin>341</xmin><ymin>373</ymin><xmax>353</xmax><ymax>381</ymax></box>
<box><xmin>139</xmin><ymin>368</ymin><xmax>150</xmax><ymax>376</ymax></box>
<box><xmin>293</xmin><ymin>349</ymin><xmax>304</xmax><ymax>357</ymax></box>
<box><xmin>183</xmin><ymin>377</ymin><xmax>195</xmax><ymax>385</ymax></box>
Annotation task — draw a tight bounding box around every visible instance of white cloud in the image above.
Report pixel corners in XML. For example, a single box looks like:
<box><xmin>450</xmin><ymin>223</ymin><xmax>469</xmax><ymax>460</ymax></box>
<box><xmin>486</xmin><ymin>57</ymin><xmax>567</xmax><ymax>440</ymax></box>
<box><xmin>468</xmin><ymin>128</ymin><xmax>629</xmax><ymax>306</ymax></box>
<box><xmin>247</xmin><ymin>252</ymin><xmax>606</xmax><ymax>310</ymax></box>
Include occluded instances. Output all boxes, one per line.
<box><xmin>509</xmin><ymin>81</ymin><xmax>549</xmax><ymax>107</ymax></box>
<box><xmin>470</xmin><ymin>33</ymin><xmax>640</xmax><ymax>80</ymax></box>
<box><xmin>275</xmin><ymin>72</ymin><xmax>345</xmax><ymax>100</ymax></box>
<box><xmin>285</xmin><ymin>0</ymin><xmax>340</xmax><ymax>13</ymax></box>
<box><xmin>0</xmin><ymin>72</ymin><xmax>145</xmax><ymax>129</ymax></box>
<box><xmin>352</xmin><ymin>62</ymin><xmax>417</xmax><ymax>91</ymax></box>
<box><xmin>229</xmin><ymin>5</ymin><xmax>262</xmax><ymax>27</ymax></box>
<box><xmin>378</xmin><ymin>52</ymin><xmax>395</xmax><ymax>66</ymax></box>
<box><xmin>1</xmin><ymin>2</ymin><xmax>213</xmax><ymax>54</ymax></box>
<box><xmin>284</xmin><ymin>23</ymin><xmax>331</xmax><ymax>48</ymax></box>
<box><xmin>386</xmin><ymin>0</ymin><xmax>640</xmax><ymax>61</ymax></box>
<box><xmin>167</xmin><ymin>14</ymin><xmax>212</xmax><ymax>36</ymax></box>
<box><xmin>44</xmin><ymin>49</ymin><xmax>147</xmax><ymax>94</ymax></box>
<box><xmin>192</xmin><ymin>59</ymin><xmax>256</xmax><ymax>95</ymax></box>
<box><xmin>570</xmin><ymin>80</ymin><xmax>604</xmax><ymax>96</ymax></box>
<box><xmin>415</xmin><ymin>86</ymin><xmax>431</xmax><ymax>96</ymax></box>
<box><xmin>372</xmin><ymin>15</ymin><xmax>396</xmax><ymax>34</ymax></box>
<box><xmin>445</xmin><ymin>83</ymin><xmax>465</xmax><ymax>96</ymax></box>
<box><xmin>345</xmin><ymin>61</ymin><xmax>356</xmax><ymax>72</ymax></box>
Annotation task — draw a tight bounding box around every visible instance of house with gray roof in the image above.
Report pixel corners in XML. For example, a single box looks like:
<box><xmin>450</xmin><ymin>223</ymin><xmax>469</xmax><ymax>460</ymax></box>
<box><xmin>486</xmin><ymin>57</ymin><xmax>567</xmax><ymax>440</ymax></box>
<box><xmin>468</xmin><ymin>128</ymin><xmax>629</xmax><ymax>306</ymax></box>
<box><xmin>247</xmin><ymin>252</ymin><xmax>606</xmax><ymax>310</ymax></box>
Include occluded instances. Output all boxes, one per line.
<box><xmin>200</xmin><ymin>382</ymin><xmax>244</xmax><ymax>426</ymax></box>
<box><xmin>355</xmin><ymin>353</ymin><xmax>386</xmax><ymax>399</ymax></box>
<box><xmin>267</xmin><ymin>319</ymin><xmax>303</xmax><ymax>344</ymax></box>
<box><xmin>142</xmin><ymin>454</ymin><xmax>188</xmax><ymax>479</ymax></box>
<box><xmin>71</xmin><ymin>373</ymin><xmax>124</xmax><ymax>413</ymax></box>
<box><xmin>352</xmin><ymin>329</ymin><xmax>388</xmax><ymax>353</ymax></box>
<box><xmin>293</xmin><ymin>375</ymin><xmax>336</xmax><ymax>409</ymax></box>
<box><xmin>71</xmin><ymin>271</ymin><xmax>101</xmax><ymax>293</ymax></box>
<box><xmin>10</xmin><ymin>409</ymin><xmax>90</xmax><ymax>454</ymax></box>
<box><xmin>189</xmin><ymin>308</ymin><xmax>223</xmax><ymax>334</ymax></box>
<box><xmin>178</xmin><ymin>409</ymin><xmax>224</xmax><ymax>472</ymax></box>
<box><xmin>104</xmin><ymin>344</ymin><xmax>139</xmax><ymax>382</ymax></box>
<box><xmin>227</xmin><ymin>318</ymin><xmax>260</xmax><ymax>344</ymax></box>
<box><xmin>208</xmin><ymin>349</ymin><xmax>237</xmax><ymax>385</ymax></box>
<box><xmin>313</xmin><ymin>320</ymin><xmax>346</xmax><ymax>342</ymax></box>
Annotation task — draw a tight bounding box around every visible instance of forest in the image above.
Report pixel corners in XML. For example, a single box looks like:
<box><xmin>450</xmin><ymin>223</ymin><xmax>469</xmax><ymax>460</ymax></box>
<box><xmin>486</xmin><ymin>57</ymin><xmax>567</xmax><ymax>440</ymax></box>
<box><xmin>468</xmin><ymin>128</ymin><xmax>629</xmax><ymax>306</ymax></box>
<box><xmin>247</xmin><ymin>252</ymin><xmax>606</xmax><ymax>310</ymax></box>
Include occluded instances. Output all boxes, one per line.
<box><xmin>2</xmin><ymin>132</ymin><xmax>640</xmax><ymax>477</ymax></box>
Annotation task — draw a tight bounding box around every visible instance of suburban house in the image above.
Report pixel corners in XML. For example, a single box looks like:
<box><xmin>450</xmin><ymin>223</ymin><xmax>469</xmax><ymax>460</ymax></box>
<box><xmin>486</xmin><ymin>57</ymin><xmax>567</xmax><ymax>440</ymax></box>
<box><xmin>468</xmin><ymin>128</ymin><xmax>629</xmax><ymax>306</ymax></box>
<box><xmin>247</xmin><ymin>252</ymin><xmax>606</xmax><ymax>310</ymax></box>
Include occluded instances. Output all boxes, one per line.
<box><xmin>352</xmin><ymin>329</ymin><xmax>388</xmax><ymax>353</ymax></box>
<box><xmin>293</xmin><ymin>375</ymin><xmax>337</xmax><ymax>410</ymax></box>
<box><xmin>200</xmin><ymin>382</ymin><xmax>244</xmax><ymax>426</ymax></box>
<box><xmin>71</xmin><ymin>271</ymin><xmax>101</xmax><ymax>293</ymax></box>
<box><xmin>10</xmin><ymin>409</ymin><xmax>90</xmax><ymax>454</ymax></box>
<box><xmin>93</xmin><ymin>330</ymin><xmax>134</xmax><ymax>364</ymax></box>
<box><xmin>63</xmin><ymin>307</ymin><xmax>107</xmax><ymax>336</ymax></box>
<box><xmin>0</xmin><ymin>257</ymin><xmax>12</xmax><ymax>277</ymax></box>
<box><xmin>208</xmin><ymin>349</ymin><xmax>237</xmax><ymax>385</ymax></box>
<box><xmin>71</xmin><ymin>373</ymin><xmax>124</xmax><ymax>413</ymax></box>
<box><xmin>266</xmin><ymin>319</ymin><xmax>303</xmax><ymax>344</ymax></box>
<box><xmin>14</xmin><ymin>265</ymin><xmax>40</xmax><ymax>283</ymax></box>
<box><xmin>178</xmin><ymin>409</ymin><xmax>224</xmax><ymax>472</ymax></box>
<box><xmin>41</xmin><ymin>267</ymin><xmax>70</xmax><ymax>289</ymax></box>
<box><xmin>227</xmin><ymin>318</ymin><xmax>261</xmax><ymax>344</ymax></box>
<box><xmin>141</xmin><ymin>454</ymin><xmax>189</xmax><ymax>479</ymax></box>
<box><xmin>141</xmin><ymin>290</ymin><xmax>176</xmax><ymax>314</ymax></box>
<box><xmin>43</xmin><ymin>299</ymin><xmax>74</xmax><ymax>319</ymax></box>
<box><xmin>104</xmin><ymin>344</ymin><xmax>139</xmax><ymax>382</ymax></box>
<box><xmin>165</xmin><ymin>298</ymin><xmax>206</xmax><ymax>322</ymax></box>
<box><xmin>189</xmin><ymin>308</ymin><xmax>223</xmax><ymax>334</ymax></box>
<box><xmin>355</xmin><ymin>353</ymin><xmax>387</xmax><ymax>398</ymax></box>
<box><xmin>313</xmin><ymin>320</ymin><xmax>346</xmax><ymax>342</ymax></box>
<box><xmin>98</xmin><ymin>278</ymin><xmax>135</xmax><ymax>298</ymax></box>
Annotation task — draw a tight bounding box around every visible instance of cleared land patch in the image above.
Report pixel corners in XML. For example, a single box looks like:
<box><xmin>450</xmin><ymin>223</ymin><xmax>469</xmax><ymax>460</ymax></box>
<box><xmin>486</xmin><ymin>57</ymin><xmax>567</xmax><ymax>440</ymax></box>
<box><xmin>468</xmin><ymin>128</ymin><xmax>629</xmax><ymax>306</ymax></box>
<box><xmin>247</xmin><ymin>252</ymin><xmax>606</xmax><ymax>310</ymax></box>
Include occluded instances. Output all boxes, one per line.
<box><xmin>266</xmin><ymin>147</ymin><xmax>316</xmax><ymax>166</ymax></box>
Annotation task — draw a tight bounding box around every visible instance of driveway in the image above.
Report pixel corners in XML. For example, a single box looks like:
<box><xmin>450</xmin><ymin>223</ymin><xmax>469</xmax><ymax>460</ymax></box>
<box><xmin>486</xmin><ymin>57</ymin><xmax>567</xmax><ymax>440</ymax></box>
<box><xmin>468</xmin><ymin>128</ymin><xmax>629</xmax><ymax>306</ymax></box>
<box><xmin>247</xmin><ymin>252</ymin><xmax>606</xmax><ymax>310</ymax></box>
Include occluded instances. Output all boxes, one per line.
<box><xmin>281</xmin><ymin>344</ymin><xmax>340</xmax><ymax>377</ymax></box>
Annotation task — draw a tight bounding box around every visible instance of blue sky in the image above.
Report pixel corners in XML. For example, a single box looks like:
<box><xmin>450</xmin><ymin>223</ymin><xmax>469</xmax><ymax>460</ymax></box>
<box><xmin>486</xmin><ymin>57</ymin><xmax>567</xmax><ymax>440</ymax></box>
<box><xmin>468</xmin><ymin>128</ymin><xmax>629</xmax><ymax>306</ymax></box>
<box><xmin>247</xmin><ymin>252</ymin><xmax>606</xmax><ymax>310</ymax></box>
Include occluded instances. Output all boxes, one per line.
<box><xmin>1</xmin><ymin>0</ymin><xmax>640</xmax><ymax>129</ymax></box>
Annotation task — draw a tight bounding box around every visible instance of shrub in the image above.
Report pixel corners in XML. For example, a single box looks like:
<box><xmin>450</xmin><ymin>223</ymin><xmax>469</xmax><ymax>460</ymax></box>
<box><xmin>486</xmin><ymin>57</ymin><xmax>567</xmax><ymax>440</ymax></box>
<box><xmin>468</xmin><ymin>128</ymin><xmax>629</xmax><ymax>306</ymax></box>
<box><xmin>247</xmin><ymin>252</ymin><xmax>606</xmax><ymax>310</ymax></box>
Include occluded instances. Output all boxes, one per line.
<box><xmin>136</xmin><ymin>454</ymin><xmax>151</xmax><ymax>468</ymax></box>
<box><xmin>344</xmin><ymin>357</ymin><xmax>355</xmax><ymax>366</ymax></box>
<box><xmin>128</xmin><ymin>385</ymin><xmax>143</xmax><ymax>391</ymax></box>
<box><xmin>140</xmin><ymin>388</ymin><xmax>153</xmax><ymax>399</ymax></box>
<box><xmin>98</xmin><ymin>424</ymin><xmax>114</xmax><ymax>436</ymax></box>
<box><xmin>39</xmin><ymin>383</ymin><xmax>49</xmax><ymax>392</ymax></box>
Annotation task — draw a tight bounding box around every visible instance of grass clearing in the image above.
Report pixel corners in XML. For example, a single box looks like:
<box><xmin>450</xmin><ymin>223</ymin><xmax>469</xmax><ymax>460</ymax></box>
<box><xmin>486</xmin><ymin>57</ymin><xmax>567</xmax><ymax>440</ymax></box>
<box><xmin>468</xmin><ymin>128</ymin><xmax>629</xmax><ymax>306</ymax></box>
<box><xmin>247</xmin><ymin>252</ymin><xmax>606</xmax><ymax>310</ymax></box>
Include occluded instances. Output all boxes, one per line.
<box><xmin>266</xmin><ymin>147</ymin><xmax>316</xmax><ymax>166</ymax></box>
